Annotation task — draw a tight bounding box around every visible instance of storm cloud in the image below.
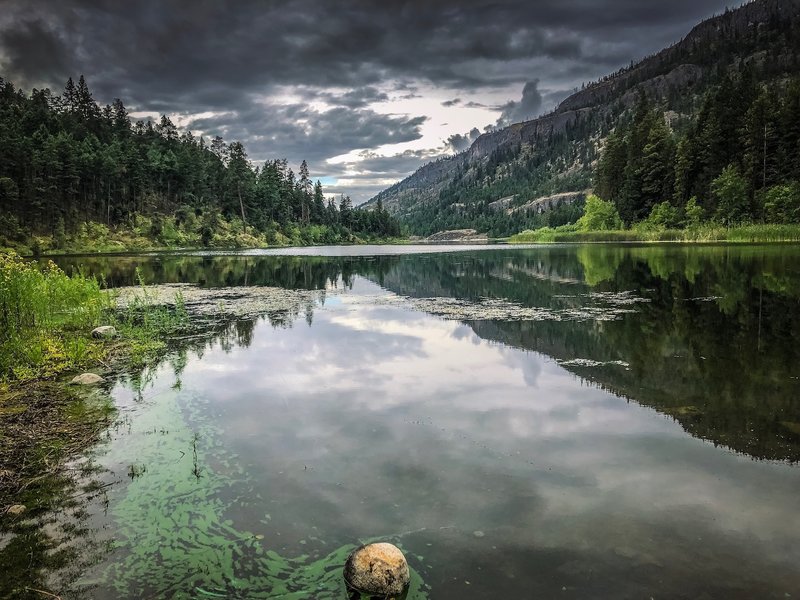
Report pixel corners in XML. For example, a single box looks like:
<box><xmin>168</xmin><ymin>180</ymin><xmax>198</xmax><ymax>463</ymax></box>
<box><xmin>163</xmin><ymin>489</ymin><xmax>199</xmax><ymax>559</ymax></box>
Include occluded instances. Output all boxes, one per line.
<box><xmin>447</xmin><ymin>128</ymin><xmax>482</xmax><ymax>153</ymax></box>
<box><xmin>0</xmin><ymin>0</ymin><xmax>736</xmax><ymax>202</ymax></box>
<box><xmin>497</xmin><ymin>79</ymin><xmax>544</xmax><ymax>126</ymax></box>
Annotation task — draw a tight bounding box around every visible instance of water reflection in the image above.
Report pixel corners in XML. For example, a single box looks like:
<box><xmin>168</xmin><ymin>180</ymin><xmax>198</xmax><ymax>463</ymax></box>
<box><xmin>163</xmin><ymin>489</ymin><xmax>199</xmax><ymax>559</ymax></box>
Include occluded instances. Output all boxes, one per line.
<box><xmin>15</xmin><ymin>242</ymin><xmax>800</xmax><ymax>597</ymax></box>
<box><xmin>54</xmin><ymin>245</ymin><xmax>800</xmax><ymax>463</ymax></box>
<box><xmin>69</xmin><ymin>273</ymin><xmax>800</xmax><ymax>598</ymax></box>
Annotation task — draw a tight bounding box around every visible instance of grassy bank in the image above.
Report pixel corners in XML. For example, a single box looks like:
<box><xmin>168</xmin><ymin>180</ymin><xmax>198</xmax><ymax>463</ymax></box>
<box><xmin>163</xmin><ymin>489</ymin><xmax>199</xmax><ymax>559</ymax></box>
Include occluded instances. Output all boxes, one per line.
<box><xmin>0</xmin><ymin>213</ymin><xmax>406</xmax><ymax>256</ymax></box>
<box><xmin>1</xmin><ymin>251</ymin><xmax>192</xmax><ymax>539</ymax></box>
<box><xmin>508</xmin><ymin>223</ymin><xmax>800</xmax><ymax>244</ymax></box>
<box><xmin>0</xmin><ymin>251</ymin><xmax>188</xmax><ymax>385</ymax></box>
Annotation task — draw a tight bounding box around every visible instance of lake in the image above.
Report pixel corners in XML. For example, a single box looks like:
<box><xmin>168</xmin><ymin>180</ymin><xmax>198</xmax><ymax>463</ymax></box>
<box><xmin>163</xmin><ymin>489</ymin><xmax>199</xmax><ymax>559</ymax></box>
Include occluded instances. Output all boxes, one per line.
<box><xmin>30</xmin><ymin>244</ymin><xmax>800</xmax><ymax>597</ymax></box>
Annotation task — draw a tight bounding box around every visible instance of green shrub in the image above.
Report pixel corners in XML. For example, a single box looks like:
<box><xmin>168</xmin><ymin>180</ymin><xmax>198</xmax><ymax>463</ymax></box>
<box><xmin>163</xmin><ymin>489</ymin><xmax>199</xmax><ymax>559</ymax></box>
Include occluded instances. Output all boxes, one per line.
<box><xmin>635</xmin><ymin>201</ymin><xmax>680</xmax><ymax>231</ymax></box>
<box><xmin>761</xmin><ymin>183</ymin><xmax>800</xmax><ymax>223</ymax></box>
<box><xmin>577</xmin><ymin>194</ymin><xmax>623</xmax><ymax>231</ymax></box>
<box><xmin>684</xmin><ymin>197</ymin><xmax>705</xmax><ymax>229</ymax></box>
<box><xmin>712</xmin><ymin>165</ymin><xmax>749</xmax><ymax>225</ymax></box>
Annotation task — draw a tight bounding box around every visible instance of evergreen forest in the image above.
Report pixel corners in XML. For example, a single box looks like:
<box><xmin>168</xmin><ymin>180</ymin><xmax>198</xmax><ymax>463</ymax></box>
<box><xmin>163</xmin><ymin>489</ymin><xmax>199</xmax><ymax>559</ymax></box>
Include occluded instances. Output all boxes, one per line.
<box><xmin>0</xmin><ymin>76</ymin><xmax>401</xmax><ymax>253</ymax></box>
<box><xmin>596</xmin><ymin>72</ymin><xmax>800</xmax><ymax>230</ymax></box>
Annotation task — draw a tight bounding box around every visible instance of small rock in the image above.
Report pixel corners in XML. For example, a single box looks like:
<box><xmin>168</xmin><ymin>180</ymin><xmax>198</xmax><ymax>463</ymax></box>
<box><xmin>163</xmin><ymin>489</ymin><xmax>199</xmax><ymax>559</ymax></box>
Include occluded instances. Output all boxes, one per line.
<box><xmin>344</xmin><ymin>542</ymin><xmax>410</xmax><ymax>598</ymax></box>
<box><xmin>6</xmin><ymin>504</ymin><xmax>26</xmax><ymax>517</ymax></box>
<box><xmin>70</xmin><ymin>373</ymin><xmax>105</xmax><ymax>385</ymax></box>
<box><xmin>91</xmin><ymin>325</ymin><xmax>117</xmax><ymax>339</ymax></box>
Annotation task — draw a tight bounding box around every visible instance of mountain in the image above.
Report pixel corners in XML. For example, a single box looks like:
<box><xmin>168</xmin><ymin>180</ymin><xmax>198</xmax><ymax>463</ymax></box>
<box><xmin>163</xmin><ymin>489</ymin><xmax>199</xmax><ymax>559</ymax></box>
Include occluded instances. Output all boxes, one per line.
<box><xmin>367</xmin><ymin>0</ymin><xmax>800</xmax><ymax>237</ymax></box>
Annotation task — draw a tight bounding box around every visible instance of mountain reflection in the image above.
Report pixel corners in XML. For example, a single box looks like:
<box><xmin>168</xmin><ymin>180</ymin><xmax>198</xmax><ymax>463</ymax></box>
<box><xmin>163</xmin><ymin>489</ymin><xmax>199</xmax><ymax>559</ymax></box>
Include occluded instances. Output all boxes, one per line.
<box><xmin>54</xmin><ymin>245</ymin><xmax>800</xmax><ymax>463</ymax></box>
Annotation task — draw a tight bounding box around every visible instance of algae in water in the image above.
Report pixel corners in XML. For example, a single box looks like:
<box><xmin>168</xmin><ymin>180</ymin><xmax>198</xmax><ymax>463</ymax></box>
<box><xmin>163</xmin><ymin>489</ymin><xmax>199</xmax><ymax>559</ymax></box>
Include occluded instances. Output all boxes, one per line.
<box><xmin>84</xmin><ymin>385</ymin><xmax>429</xmax><ymax>599</ymax></box>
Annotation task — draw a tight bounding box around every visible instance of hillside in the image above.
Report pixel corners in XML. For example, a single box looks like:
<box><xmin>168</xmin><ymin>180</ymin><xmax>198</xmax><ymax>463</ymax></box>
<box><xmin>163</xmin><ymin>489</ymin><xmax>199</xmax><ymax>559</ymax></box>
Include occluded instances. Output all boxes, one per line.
<box><xmin>0</xmin><ymin>78</ymin><xmax>402</xmax><ymax>254</ymax></box>
<box><xmin>367</xmin><ymin>0</ymin><xmax>800</xmax><ymax>237</ymax></box>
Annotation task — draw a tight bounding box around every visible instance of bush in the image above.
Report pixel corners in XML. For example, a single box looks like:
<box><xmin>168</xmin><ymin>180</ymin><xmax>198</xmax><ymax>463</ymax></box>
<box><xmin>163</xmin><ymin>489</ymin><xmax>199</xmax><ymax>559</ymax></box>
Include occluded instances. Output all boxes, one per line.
<box><xmin>712</xmin><ymin>165</ymin><xmax>749</xmax><ymax>225</ymax></box>
<box><xmin>684</xmin><ymin>197</ymin><xmax>705</xmax><ymax>229</ymax></box>
<box><xmin>635</xmin><ymin>201</ymin><xmax>680</xmax><ymax>231</ymax></box>
<box><xmin>761</xmin><ymin>183</ymin><xmax>800</xmax><ymax>223</ymax></box>
<box><xmin>577</xmin><ymin>194</ymin><xmax>623</xmax><ymax>231</ymax></box>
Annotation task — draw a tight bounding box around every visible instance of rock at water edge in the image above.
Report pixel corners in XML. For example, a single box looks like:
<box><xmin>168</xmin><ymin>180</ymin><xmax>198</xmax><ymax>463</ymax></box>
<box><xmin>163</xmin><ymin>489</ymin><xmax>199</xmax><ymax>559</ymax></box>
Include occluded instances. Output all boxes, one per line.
<box><xmin>70</xmin><ymin>373</ymin><xmax>105</xmax><ymax>385</ymax></box>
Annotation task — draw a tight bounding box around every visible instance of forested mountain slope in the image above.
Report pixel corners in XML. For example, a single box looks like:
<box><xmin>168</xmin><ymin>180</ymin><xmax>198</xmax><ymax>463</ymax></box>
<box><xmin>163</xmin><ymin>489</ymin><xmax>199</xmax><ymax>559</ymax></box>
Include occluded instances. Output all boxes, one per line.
<box><xmin>368</xmin><ymin>0</ymin><xmax>800</xmax><ymax>237</ymax></box>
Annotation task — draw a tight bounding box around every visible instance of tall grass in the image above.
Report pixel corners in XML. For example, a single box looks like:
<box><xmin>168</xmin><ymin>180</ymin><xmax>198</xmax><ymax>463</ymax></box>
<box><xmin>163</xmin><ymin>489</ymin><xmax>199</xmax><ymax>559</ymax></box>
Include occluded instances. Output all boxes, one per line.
<box><xmin>114</xmin><ymin>268</ymin><xmax>189</xmax><ymax>367</ymax></box>
<box><xmin>508</xmin><ymin>223</ymin><xmax>800</xmax><ymax>244</ymax></box>
<box><xmin>1</xmin><ymin>253</ymin><xmax>190</xmax><ymax>384</ymax></box>
<box><xmin>1</xmin><ymin>252</ymin><xmax>109</xmax><ymax>381</ymax></box>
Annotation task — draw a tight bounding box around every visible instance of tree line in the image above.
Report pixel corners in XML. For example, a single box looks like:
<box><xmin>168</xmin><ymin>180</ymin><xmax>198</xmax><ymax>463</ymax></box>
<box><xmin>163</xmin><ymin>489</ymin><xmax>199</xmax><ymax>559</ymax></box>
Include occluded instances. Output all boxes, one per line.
<box><xmin>0</xmin><ymin>76</ymin><xmax>400</xmax><ymax>250</ymax></box>
<box><xmin>596</xmin><ymin>70</ymin><xmax>800</xmax><ymax>229</ymax></box>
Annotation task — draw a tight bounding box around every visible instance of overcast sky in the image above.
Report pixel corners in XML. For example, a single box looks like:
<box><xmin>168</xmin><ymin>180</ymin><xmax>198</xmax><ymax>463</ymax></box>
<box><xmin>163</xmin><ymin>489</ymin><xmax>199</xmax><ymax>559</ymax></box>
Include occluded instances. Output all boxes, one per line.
<box><xmin>0</xmin><ymin>0</ymin><xmax>737</xmax><ymax>202</ymax></box>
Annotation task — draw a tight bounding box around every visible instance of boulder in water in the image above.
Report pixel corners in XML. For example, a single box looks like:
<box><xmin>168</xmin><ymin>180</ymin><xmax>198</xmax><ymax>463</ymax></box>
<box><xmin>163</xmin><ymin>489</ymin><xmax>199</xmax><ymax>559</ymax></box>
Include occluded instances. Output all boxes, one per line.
<box><xmin>344</xmin><ymin>542</ymin><xmax>410</xmax><ymax>598</ymax></box>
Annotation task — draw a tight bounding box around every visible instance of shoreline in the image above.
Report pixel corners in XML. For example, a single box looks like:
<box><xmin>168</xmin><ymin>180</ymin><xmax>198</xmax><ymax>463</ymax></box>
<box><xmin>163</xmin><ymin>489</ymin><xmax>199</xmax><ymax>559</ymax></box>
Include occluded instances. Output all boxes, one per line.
<box><xmin>506</xmin><ymin>223</ymin><xmax>800</xmax><ymax>244</ymax></box>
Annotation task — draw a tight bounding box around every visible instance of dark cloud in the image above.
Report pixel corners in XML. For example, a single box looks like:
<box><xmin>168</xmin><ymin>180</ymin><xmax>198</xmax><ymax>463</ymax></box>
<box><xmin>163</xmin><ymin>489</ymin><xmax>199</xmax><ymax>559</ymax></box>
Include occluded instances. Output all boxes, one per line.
<box><xmin>0</xmin><ymin>0</ymin><xmax>737</xmax><ymax>200</ymax></box>
<box><xmin>446</xmin><ymin>128</ymin><xmax>482</xmax><ymax>153</ymax></box>
<box><xmin>442</xmin><ymin>98</ymin><xmax>461</xmax><ymax>107</ymax></box>
<box><xmin>315</xmin><ymin>87</ymin><xmax>390</xmax><ymax>109</ymax></box>
<box><xmin>0</xmin><ymin>0</ymin><xmax>739</xmax><ymax>100</ymax></box>
<box><xmin>185</xmin><ymin>102</ymin><xmax>428</xmax><ymax>166</ymax></box>
<box><xmin>497</xmin><ymin>79</ymin><xmax>544</xmax><ymax>126</ymax></box>
<box><xmin>348</xmin><ymin>150</ymin><xmax>441</xmax><ymax>177</ymax></box>
<box><xmin>0</xmin><ymin>18</ymin><xmax>73</xmax><ymax>87</ymax></box>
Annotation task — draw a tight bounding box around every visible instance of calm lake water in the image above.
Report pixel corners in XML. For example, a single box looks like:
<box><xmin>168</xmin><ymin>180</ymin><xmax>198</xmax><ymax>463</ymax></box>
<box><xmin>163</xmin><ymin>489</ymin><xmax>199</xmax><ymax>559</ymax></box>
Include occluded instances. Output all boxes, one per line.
<box><xmin>31</xmin><ymin>245</ymin><xmax>800</xmax><ymax>597</ymax></box>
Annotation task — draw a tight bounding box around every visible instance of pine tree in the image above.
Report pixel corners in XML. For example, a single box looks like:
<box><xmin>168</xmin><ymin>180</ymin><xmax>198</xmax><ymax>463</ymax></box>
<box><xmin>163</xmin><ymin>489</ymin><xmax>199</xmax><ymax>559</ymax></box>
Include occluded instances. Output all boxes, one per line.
<box><xmin>298</xmin><ymin>160</ymin><xmax>311</xmax><ymax>224</ymax></box>
<box><xmin>596</xmin><ymin>128</ymin><xmax>627</xmax><ymax>201</ymax></box>
<box><xmin>225</xmin><ymin>141</ymin><xmax>253</xmax><ymax>228</ymax></box>
<box><xmin>639</xmin><ymin>115</ymin><xmax>675</xmax><ymax>213</ymax></box>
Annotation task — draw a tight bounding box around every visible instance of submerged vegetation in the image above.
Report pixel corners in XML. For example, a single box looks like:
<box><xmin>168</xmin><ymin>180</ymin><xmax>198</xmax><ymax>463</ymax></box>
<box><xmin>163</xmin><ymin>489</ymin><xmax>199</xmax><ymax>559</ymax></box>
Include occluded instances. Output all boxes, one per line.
<box><xmin>0</xmin><ymin>251</ymin><xmax>192</xmax><ymax>582</ymax></box>
<box><xmin>0</xmin><ymin>76</ymin><xmax>402</xmax><ymax>255</ymax></box>
<box><xmin>0</xmin><ymin>252</ymin><xmax>194</xmax><ymax>599</ymax></box>
<box><xmin>0</xmin><ymin>251</ymin><xmax>435</xmax><ymax>599</ymax></box>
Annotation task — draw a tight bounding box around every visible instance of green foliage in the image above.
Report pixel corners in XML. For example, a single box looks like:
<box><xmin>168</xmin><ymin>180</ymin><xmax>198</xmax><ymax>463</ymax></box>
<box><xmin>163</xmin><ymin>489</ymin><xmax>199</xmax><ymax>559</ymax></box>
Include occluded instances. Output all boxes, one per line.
<box><xmin>510</xmin><ymin>223</ymin><xmax>800</xmax><ymax>244</ymax></box>
<box><xmin>0</xmin><ymin>76</ymin><xmax>400</xmax><ymax>251</ymax></box>
<box><xmin>761</xmin><ymin>183</ymin><xmax>800</xmax><ymax>223</ymax></box>
<box><xmin>711</xmin><ymin>165</ymin><xmax>750</xmax><ymax>225</ymax></box>
<box><xmin>635</xmin><ymin>201</ymin><xmax>680</xmax><ymax>232</ymax></box>
<box><xmin>577</xmin><ymin>194</ymin><xmax>623</xmax><ymax>231</ymax></box>
<box><xmin>0</xmin><ymin>253</ymin><xmax>194</xmax><ymax>384</ymax></box>
<box><xmin>683</xmin><ymin>197</ymin><xmax>704</xmax><ymax>229</ymax></box>
<box><xmin>0</xmin><ymin>251</ymin><xmax>108</xmax><ymax>381</ymax></box>
<box><xmin>722</xmin><ymin>223</ymin><xmax>800</xmax><ymax>242</ymax></box>
<box><xmin>599</xmin><ymin>74</ymin><xmax>800</xmax><ymax>231</ymax></box>
<box><xmin>606</xmin><ymin>95</ymin><xmax>678</xmax><ymax>225</ymax></box>
<box><xmin>508</xmin><ymin>224</ymin><xmax>578</xmax><ymax>243</ymax></box>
